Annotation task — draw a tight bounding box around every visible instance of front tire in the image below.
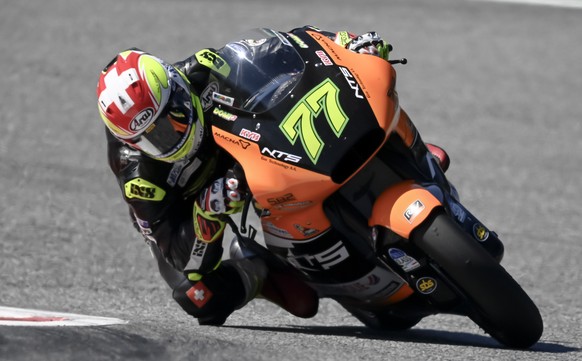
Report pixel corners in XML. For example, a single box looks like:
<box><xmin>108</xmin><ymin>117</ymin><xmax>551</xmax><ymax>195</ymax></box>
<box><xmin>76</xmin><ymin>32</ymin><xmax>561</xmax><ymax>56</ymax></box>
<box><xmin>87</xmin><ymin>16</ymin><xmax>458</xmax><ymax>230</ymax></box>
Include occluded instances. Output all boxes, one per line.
<box><xmin>412</xmin><ymin>210</ymin><xmax>543</xmax><ymax>348</ymax></box>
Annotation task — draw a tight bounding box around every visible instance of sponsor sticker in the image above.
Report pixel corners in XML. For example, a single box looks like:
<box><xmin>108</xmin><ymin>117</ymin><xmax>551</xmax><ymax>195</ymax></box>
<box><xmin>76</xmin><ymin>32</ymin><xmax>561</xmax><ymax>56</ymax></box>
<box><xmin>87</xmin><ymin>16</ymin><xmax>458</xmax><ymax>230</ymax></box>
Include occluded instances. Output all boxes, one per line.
<box><xmin>167</xmin><ymin>160</ymin><xmax>186</xmax><ymax>187</ymax></box>
<box><xmin>315</xmin><ymin>50</ymin><xmax>333</xmax><ymax>66</ymax></box>
<box><xmin>183</xmin><ymin>240</ymin><xmax>209</xmax><ymax>272</ymax></box>
<box><xmin>294</xmin><ymin>224</ymin><xmax>319</xmax><ymax>237</ymax></box>
<box><xmin>451</xmin><ymin>202</ymin><xmax>467</xmax><ymax>223</ymax></box>
<box><xmin>200</xmin><ymin>82</ymin><xmax>219</xmax><ymax>110</ymax></box>
<box><xmin>416</xmin><ymin>277</ymin><xmax>437</xmax><ymax>294</ymax></box>
<box><xmin>134</xmin><ymin>216</ymin><xmax>152</xmax><ymax>235</ymax></box>
<box><xmin>261</xmin><ymin>147</ymin><xmax>301</xmax><ymax>163</ymax></box>
<box><xmin>267</xmin><ymin>193</ymin><xmax>296</xmax><ymax>206</ymax></box>
<box><xmin>124</xmin><ymin>178</ymin><xmax>166</xmax><ymax>201</ymax></box>
<box><xmin>212</xmin><ymin>92</ymin><xmax>235</xmax><ymax>107</ymax></box>
<box><xmin>263</xmin><ymin>221</ymin><xmax>293</xmax><ymax>238</ymax></box>
<box><xmin>130</xmin><ymin>108</ymin><xmax>155</xmax><ymax>132</ymax></box>
<box><xmin>214</xmin><ymin>131</ymin><xmax>250</xmax><ymax>149</ymax></box>
<box><xmin>273</xmin><ymin>200</ymin><xmax>313</xmax><ymax>211</ymax></box>
<box><xmin>473</xmin><ymin>223</ymin><xmax>490</xmax><ymax>242</ymax></box>
<box><xmin>388</xmin><ymin>248</ymin><xmax>421</xmax><ymax>272</ymax></box>
<box><xmin>404</xmin><ymin>200</ymin><xmax>425</xmax><ymax>223</ymax></box>
<box><xmin>339</xmin><ymin>67</ymin><xmax>364</xmax><ymax>99</ymax></box>
<box><xmin>213</xmin><ymin>108</ymin><xmax>237</xmax><ymax>121</ymax></box>
<box><xmin>239</xmin><ymin>128</ymin><xmax>261</xmax><ymax>142</ymax></box>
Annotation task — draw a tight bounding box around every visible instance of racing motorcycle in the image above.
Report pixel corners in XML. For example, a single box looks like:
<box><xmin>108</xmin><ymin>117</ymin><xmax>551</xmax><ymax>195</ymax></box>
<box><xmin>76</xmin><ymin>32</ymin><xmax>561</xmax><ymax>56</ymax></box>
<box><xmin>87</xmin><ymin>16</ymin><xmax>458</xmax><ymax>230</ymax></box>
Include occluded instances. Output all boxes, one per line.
<box><xmin>200</xmin><ymin>27</ymin><xmax>543</xmax><ymax>348</ymax></box>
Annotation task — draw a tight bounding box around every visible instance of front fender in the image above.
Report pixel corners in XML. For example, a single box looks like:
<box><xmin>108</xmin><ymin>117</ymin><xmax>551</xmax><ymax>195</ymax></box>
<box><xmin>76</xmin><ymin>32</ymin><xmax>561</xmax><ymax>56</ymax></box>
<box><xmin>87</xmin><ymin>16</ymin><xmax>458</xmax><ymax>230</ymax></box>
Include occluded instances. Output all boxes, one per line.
<box><xmin>369</xmin><ymin>181</ymin><xmax>443</xmax><ymax>239</ymax></box>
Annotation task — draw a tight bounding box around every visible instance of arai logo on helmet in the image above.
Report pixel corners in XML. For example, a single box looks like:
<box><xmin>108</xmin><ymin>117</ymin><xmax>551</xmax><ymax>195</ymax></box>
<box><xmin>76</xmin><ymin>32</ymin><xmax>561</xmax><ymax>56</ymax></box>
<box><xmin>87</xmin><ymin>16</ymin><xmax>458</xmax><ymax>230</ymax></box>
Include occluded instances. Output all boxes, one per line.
<box><xmin>130</xmin><ymin>108</ymin><xmax>155</xmax><ymax>131</ymax></box>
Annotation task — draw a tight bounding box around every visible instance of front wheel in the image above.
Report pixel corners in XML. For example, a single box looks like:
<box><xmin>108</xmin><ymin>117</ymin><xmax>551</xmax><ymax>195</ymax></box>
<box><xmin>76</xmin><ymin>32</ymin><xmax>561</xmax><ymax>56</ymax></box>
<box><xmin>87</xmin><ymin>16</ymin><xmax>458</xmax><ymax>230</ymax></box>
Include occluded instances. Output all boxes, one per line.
<box><xmin>411</xmin><ymin>210</ymin><xmax>543</xmax><ymax>348</ymax></box>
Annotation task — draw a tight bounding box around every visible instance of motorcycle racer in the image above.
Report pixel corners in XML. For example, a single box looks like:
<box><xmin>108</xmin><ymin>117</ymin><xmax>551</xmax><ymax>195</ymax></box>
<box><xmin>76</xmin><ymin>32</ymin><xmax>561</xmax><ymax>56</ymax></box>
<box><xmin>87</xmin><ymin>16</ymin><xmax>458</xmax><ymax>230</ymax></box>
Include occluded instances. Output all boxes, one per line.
<box><xmin>96</xmin><ymin>25</ymin><xmax>450</xmax><ymax>325</ymax></box>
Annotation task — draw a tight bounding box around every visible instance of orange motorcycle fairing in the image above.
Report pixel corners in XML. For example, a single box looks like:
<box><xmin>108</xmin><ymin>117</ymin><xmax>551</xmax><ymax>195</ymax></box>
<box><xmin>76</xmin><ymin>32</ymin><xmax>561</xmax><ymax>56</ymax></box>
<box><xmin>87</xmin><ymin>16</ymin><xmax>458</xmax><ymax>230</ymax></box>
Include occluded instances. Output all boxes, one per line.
<box><xmin>306</xmin><ymin>30</ymin><xmax>400</xmax><ymax>136</ymax></box>
<box><xmin>212</xmin><ymin>126</ymin><xmax>336</xmax><ymax>240</ymax></box>
<box><xmin>369</xmin><ymin>181</ymin><xmax>443</xmax><ymax>239</ymax></box>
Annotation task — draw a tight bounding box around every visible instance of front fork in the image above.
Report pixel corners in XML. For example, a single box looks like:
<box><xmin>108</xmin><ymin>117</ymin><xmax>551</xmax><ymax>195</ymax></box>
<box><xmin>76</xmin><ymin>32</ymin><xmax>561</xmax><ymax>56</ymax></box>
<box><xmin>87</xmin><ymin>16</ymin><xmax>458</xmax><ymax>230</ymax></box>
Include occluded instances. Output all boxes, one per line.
<box><xmin>368</xmin><ymin>181</ymin><xmax>505</xmax><ymax>313</ymax></box>
<box><xmin>437</xmin><ymin>188</ymin><xmax>504</xmax><ymax>262</ymax></box>
<box><xmin>381</xmin><ymin>115</ymin><xmax>505</xmax><ymax>262</ymax></box>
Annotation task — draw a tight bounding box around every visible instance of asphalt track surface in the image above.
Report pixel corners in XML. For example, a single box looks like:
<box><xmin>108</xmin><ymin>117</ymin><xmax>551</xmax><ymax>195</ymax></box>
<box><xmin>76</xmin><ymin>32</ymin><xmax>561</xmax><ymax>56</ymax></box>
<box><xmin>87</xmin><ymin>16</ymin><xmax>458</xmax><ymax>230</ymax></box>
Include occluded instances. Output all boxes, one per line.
<box><xmin>1</xmin><ymin>0</ymin><xmax>581</xmax><ymax>360</ymax></box>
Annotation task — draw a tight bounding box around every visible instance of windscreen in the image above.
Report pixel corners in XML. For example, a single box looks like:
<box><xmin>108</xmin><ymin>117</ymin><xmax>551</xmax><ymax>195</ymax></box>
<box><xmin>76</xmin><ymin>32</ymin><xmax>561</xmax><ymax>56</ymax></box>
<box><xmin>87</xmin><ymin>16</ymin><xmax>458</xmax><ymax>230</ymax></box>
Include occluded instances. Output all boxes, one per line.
<box><xmin>214</xmin><ymin>28</ymin><xmax>305</xmax><ymax>113</ymax></box>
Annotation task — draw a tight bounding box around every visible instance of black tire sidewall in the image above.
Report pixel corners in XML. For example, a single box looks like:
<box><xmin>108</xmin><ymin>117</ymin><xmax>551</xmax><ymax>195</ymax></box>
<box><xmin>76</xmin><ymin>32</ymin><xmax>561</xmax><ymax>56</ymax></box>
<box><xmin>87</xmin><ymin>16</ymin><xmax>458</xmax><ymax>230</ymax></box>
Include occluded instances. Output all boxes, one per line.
<box><xmin>412</xmin><ymin>210</ymin><xmax>543</xmax><ymax>348</ymax></box>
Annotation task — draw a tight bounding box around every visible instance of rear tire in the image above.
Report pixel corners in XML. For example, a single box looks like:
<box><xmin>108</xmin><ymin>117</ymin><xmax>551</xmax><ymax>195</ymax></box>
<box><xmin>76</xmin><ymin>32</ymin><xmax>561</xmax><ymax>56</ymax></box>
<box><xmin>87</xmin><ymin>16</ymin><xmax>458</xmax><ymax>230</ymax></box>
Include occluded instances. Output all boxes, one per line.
<box><xmin>412</xmin><ymin>210</ymin><xmax>543</xmax><ymax>348</ymax></box>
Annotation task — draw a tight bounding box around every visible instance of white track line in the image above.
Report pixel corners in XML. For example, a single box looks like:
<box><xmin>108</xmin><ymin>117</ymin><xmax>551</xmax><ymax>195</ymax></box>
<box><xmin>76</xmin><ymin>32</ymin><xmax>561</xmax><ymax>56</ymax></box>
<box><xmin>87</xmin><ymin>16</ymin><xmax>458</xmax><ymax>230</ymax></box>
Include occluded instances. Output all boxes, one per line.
<box><xmin>0</xmin><ymin>306</ymin><xmax>128</xmax><ymax>327</ymax></box>
<box><xmin>472</xmin><ymin>0</ymin><xmax>582</xmax><ymax>8</ymax></box>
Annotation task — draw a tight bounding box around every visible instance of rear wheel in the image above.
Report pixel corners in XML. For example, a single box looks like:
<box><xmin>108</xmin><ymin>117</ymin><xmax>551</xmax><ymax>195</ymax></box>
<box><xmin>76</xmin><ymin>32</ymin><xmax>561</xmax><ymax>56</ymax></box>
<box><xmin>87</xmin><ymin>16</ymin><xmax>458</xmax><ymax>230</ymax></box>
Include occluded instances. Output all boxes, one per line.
<box><xmin>412</xmin><ymin>210</ymin><xmax>543</xmax><ymax>348</ymax></box>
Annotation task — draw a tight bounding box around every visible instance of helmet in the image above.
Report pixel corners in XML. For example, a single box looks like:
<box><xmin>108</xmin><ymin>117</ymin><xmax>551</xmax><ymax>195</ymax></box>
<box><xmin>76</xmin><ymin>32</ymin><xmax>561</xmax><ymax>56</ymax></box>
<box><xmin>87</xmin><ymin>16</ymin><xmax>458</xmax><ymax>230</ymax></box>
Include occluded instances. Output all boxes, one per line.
<box><xmin>97</xmin><ymin>49</ymin><xmax>204</xmax><ymax>163</ymax></box>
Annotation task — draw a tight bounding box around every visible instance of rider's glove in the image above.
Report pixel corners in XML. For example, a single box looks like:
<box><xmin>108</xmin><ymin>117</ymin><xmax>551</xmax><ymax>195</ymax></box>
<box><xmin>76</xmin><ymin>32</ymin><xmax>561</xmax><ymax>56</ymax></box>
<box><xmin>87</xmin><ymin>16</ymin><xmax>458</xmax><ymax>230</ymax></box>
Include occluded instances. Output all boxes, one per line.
<box><xmin>345</xmin><ymin>31</ymin><xmax>389</xmax><ymax>60</ymax></box>
<box><xmin>193</xmin><ymin>170</ymin><xmax>246</xmax><ymax>243</ymax></box>
<box><xmin>198</xmin><ymin>176</ymin><xmax>245</xmax><ymax>217</ymax></box>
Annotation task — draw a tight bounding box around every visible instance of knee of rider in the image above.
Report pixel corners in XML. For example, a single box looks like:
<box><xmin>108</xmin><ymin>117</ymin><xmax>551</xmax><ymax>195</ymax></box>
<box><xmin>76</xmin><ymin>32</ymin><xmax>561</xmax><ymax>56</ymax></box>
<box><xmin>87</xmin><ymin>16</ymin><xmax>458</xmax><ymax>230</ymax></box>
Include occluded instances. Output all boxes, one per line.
<box><xmin>171</xmin><ymin>264</ymin><xmax>247</xmax><ymax>321</ymax></box>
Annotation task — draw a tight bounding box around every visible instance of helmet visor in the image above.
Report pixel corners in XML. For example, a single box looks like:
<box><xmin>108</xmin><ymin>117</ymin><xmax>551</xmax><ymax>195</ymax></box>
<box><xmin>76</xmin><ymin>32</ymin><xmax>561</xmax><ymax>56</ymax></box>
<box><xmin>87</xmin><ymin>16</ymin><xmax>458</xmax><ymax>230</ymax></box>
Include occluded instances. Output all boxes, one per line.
<box><xmin>129</xmin><ymin>72</ymin><xmax>195</xmax><ymax>159</ymax></box>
